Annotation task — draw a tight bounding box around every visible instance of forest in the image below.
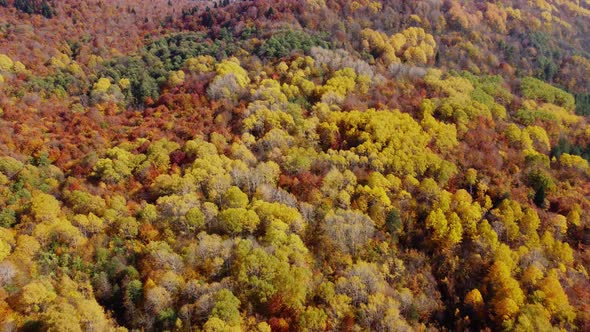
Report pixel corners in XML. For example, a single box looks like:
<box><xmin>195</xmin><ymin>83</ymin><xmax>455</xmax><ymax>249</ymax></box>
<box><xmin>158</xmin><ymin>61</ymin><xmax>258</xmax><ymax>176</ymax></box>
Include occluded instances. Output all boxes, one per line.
<box><xmin>0</xmin><ymin>0</ymin><xmax>589</xmax><ymax>331</ymax></box>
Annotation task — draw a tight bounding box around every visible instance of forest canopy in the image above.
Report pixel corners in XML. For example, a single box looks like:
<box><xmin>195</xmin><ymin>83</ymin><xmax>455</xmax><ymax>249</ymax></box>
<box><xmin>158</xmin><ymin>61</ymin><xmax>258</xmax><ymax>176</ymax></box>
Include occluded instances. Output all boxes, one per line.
<box><xmin>0</xmin><ymin>0</ymin><xmax>589</xmax><ymax>331</ymax></box>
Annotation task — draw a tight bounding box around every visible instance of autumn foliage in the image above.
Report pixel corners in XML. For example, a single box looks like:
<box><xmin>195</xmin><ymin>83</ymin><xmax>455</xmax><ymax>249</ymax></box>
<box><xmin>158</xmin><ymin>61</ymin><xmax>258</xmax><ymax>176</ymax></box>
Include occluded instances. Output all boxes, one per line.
<box><xmin>0</xmin><ymin>0</ymin><xmax>589</xmax><ymax>331</ymax></box>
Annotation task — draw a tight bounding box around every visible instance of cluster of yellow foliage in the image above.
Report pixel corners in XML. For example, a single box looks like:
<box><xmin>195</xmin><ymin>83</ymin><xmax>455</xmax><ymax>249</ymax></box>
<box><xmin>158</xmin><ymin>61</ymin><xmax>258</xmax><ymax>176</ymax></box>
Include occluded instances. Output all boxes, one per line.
<box><xmin>185</xmin><ymin>55</ymin><xmax>216</xmax><ymax>73</ymax></box>
<box><xmin>361</xmin><ymin>27</ymin><xmax>436</xmax><ymax>65</ymax></box>
<box><xmin>350</xmin><ymin>0</ymin><xmax>382</xmax><ymax>14</ymax></box>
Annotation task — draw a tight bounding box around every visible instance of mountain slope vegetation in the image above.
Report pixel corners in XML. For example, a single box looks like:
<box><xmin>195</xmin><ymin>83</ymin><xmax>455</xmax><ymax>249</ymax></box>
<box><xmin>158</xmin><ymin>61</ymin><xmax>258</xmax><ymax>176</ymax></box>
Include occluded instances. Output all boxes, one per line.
<box><xmin>0</xmin><ymin>0</ymin><xmax>589</xmax><ymax>331</ymax></box>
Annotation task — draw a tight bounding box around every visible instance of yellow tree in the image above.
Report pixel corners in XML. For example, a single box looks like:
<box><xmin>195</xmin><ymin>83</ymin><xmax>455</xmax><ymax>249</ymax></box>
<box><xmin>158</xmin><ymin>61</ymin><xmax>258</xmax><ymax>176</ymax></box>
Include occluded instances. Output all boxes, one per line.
<box><xmin>535</xmin><ymin>270</ymin><xmax>576</xmax><ymax>325</ymax></box>
<box><xmin>30</xmin><ymin>191</ymin><xmax>61</xmax><ymax>222</ymax></box>
<box><xmin>18</xmin><ymin>279</ymin><xmax>57</xmax><ymax>313</ymax></box>
<box><xmin>487</xmin><ymin>261</ymin><xmax>525</xmax><ymax>324</ymax></box>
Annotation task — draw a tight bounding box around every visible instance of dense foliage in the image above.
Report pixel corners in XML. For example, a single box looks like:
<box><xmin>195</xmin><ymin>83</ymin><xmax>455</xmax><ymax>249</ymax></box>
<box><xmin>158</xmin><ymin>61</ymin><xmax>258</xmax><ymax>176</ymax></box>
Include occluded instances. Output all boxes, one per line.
<box><xmin>0</xmin><ymin>0</ymin><xmax>589</xmax><ymax>331</ymax></box>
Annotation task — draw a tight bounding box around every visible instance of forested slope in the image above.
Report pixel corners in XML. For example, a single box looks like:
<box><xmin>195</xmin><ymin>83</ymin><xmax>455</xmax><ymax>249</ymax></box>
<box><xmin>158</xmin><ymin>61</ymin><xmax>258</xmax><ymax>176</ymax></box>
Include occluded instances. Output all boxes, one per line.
<box><xmin>0</xmin><ymin>0</ymin><xmax>589</xmax><ymax>331</ymax></box>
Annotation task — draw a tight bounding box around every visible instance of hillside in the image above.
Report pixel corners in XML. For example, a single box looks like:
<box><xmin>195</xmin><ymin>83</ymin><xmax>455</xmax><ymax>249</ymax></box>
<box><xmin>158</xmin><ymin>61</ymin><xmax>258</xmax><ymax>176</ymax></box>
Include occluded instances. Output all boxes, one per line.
<box><xmin>0</xmin><ymin>0</ymin><xmax>589</xmax><ymax>331</ymax></box>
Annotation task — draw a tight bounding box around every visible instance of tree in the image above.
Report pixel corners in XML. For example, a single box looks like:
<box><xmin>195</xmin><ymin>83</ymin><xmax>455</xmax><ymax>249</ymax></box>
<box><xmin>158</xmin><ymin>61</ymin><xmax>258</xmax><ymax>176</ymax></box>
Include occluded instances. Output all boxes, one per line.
<box><xmin>335</xmin><ymin>261</ymin><xmax>387</xmax><ymax>306</ymax></box>
<box><xmin>322</xmin><ymin>209</ymin><xmax>374</xmax><ymax>257</ymax></box>
<box><xmin>217</xmin><ymin>208</ymin><xmax>260</xmax><ymax>235</ymax></box>
<box><xmin>208</xmin><ymin>58</ymin><xmax>250</xmax><ymax>101</ymax></box>
<box><xmin>203</xmin><ymin>317</ymin><xmax>241</xmax><ymax>332</ymax></box>
<box><xmin>147</xmin><ymin>138</ymin><xmax>180</xmax><ymax>172</ymax></box>
<box><xmin>210</xmin><ymin>289</ymin><xmax>241</xmax><ymax>327</ymax></box>
<box><xmin>425</xmin><ymin>208</ymin><xmax>448</xmax><ymax>241</ymax></box>
<box><xmin>116</xmin><ymin>216</ymin><xmax>139</xmax><ymax>239</ymax></box>
<box><xmin>464</xmin><ymin>288</ymin><xmax>484</xmax><ymax>314</ymax></box>
<box><xmin>527</xmin><ymin>170</ymin><xmax>553</xmax><ymax>208</ymax></box>
<box><xmin>222</xmin><ymin>186</ymin><xmax>249</xmax><ymax>209</ymax></box>
<box><xmin>536</xmin><ymin>270</ymin><xmax>576</xmax><ymax>325</ymax></box>
<box><xmin>233</xmin><ymin>239</ymin><xmax>310</xmax><ymax>310</ymax></box>
<box><xmin>92</xmin><ymin>147</ymin><xmax>145</xmax><ymax>183</ymax></box>
<box><xmin>14</xmin><ymin>0</ymin><xmax>55</xmax><ymax>18</ymax></box>
<box><xmin>72</xmin><ymin>213</ymin><xmax>104</xmax><ymax>236</ymax></box>
<box><xmin>0</xmin><ymin>239</ymin><xmax>10</xmax><ymax>262</ymax></box>
<box><xmin>184</xmin><ymin>208</ymin><xmax>206</xmax><ymax>233</ymax></box>
<box><xmin>298</xmin><ymin>306</ymin><xmax>328</xmax><ymax>331</ymax></box>
<box><xmin>144</xmin><ymin>285</ymin><xmax>172</xmax><ymax>315</ymax></box>
<box><xmin>257</xmin><ymin>30</ymin><xmax>328</xmax><ymax>58</ymax></box>
<box><xmin>252</xmin><ymin>200</ymin><xmax>305</xmax><ymax>234</ymax></box>
<box><xmin>0</xmin><ymin>156</ymin><xmax>23</xmax><ymax>178</ymax></box>
<box><xmin>358</xmin><ymin>293</ymin><xmax>411</xmax><ymax>331</ymax></box>
<box><xmin>319</xmin><ymin>68</ymin><xmax>357</xmax><ymax>97</ymax></box>
<box><xmin>520</xmin><ymin>77</ymin><xmax>575</xmax><ymax>110</ymax></box>
<box><xmin>168</xmin><ymin>70</ymin><xmax>185</xmax><ymax>87</ymax></box>
<box><xmin>65</xmin><ymin>190</ymin><xmax>106</xmax><ymax>216</ymax></box>
<box><xmin>185</xmin><ymin>232</ymin><xmax>232</xmax><ymax>277</ymax></box>
<box><xmin>156</xmin><ymin>193</ymin><xmax>200</xmax><ymax>232</ymax></box>
<box><xmin>487</xmin><ymin>261</ymin><xmax>525</xmax><ymax>323</ymax></box>
<box><xmin>519</xmin><ymin>208</ymin><xmax>540</xmax><ymax>237</ymax></box>
<box><xmin>513</xmin><ymin>304</ymin><xmax>553</xmax><ymax>332</ymax></box>
<box><xmin>491</xmin><ymin>199</ymin><xmax>523</xmax><ymax>243</ymax></box>
<box><xmin>19</xmin><ymin>279</ymin><xmax>57</xmax><ymax>313</ymax></box>
<box><xmin>30</xmin><ymin>191</ymin><xmax>60</xmax><ymax>222</ymax></box>
<box><xmin>43</xmin><ymin>302</ymin><xmax>82</xmax><ymax>332</ymax></box>
<box><xmin>0</xmin><ymin>54</ymin><xmax>13</xmax><ymax>73</ymax></box>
